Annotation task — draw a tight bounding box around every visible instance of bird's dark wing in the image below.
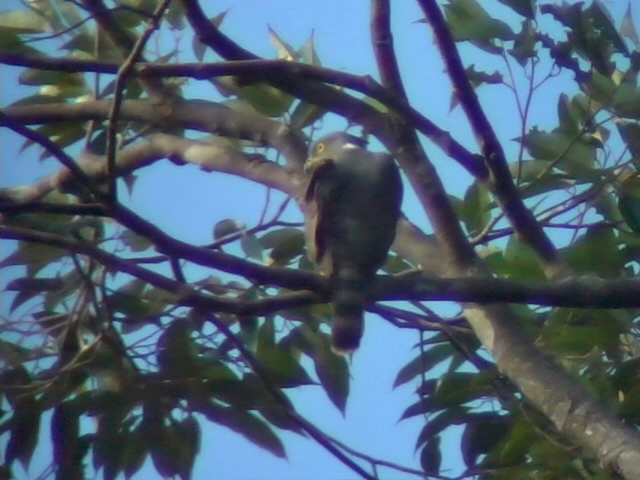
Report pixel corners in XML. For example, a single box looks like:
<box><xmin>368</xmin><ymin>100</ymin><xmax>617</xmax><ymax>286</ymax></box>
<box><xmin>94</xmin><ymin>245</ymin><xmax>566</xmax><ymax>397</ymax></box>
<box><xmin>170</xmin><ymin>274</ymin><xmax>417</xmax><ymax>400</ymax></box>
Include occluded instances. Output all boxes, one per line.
<box><xmin>304</xmin><ymin>158</ymin><xmax>342</xmax><ymax>273</ymax></box>
<box><xmin>377</xmin><ymin>152</ymin><xmax>403</xmax><ymax>220</ymax></box>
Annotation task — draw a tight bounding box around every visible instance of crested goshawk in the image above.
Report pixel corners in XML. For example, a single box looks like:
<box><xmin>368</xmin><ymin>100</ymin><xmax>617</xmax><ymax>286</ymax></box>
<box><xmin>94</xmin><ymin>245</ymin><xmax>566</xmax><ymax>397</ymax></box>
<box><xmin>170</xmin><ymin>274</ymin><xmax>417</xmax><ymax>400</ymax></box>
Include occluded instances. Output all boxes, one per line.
<box><xmin>304</xmin><ymin>132</ymin><xmax>403</xmax><ymax>352</ymax></box>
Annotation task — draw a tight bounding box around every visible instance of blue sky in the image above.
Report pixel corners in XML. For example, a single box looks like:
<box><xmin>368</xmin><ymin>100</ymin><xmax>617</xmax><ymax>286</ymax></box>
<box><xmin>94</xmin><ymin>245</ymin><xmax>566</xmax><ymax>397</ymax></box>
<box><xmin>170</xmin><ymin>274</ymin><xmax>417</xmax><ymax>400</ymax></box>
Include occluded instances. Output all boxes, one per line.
<box><xmin>2</xmin><ymin>1</ymin><xmax>639</xmax><ymax>479</ymax></box>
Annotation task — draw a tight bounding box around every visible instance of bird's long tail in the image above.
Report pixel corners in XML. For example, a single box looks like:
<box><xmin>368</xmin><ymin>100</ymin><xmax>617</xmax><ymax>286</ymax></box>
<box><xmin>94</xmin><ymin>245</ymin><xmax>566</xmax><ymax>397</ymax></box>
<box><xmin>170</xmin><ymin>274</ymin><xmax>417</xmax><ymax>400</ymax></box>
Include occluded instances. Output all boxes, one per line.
<box><xmin>331</xmin><ymin>269</ymin><xmax>370</xmax><ymax>353</ymax></box>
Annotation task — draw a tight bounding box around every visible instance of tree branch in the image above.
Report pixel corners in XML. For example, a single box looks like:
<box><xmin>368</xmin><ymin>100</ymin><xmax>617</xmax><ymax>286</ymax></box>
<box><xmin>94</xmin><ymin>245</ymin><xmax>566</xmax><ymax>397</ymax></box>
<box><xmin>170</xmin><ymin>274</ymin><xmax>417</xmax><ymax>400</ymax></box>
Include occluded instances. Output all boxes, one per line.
<box><xmin>0</xmin><ymin>224</ymin><xmax>323</xmax><ymax>314</ymax></box>
<box><xmin>1</xmin><ymin>99</ymin><xmax>308</xmax><ymax>170</ymax></box>
<box><xmin>417</xmin><ymin>0</ymin><xmax>563</xmax><ymax>276</ymax></box>
<box><xmin>370</xmin><ymin>0</ymin><xmax>408</xmax><ymax>99</ymax></box>
<box><xmin>0</xmin><ymin>53</ymin><xmax>486</xmax><ymax>178</ymax></box>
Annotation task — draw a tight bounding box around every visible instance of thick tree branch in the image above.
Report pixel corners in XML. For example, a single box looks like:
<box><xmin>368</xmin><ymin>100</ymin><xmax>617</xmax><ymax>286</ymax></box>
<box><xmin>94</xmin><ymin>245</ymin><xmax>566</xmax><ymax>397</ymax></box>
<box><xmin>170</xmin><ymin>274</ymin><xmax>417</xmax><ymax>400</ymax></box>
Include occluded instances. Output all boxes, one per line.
<box><xmin>0</xmin><ymin>225</ymin><xmax>324</xmax><ymax>314</ymax></box>
<box><xmin>5</xmin><ymin>212</ymin><xmax>640</xmax><ymax>308</ymax></box>
<box><xmin>370</xmin><ymin>0</ymin><xmax>408</xmax><ymax>99</ymax></box>
<box><xmin>0</xmin><ymin>53</ymin><xmax>487</xmax><ymax>178</ymax></box>
<box><xmin>376</xmin><ymin>274</ymin><xmax>640</xmax><ymax>308</ymax></box>
<box><xmin>1</xmin><ymin>99</ymin><xmax>307</xmax><ymax>170</ymax></box>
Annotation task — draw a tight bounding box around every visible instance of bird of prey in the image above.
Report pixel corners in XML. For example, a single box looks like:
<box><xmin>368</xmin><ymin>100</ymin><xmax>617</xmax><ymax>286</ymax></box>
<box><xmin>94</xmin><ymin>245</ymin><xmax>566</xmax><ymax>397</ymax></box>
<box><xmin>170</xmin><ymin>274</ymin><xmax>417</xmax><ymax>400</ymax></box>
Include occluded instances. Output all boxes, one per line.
<box><xmin>304</xmin><ymin>132</ymin><xmax>403</xmax><ymax>352</ymax></box>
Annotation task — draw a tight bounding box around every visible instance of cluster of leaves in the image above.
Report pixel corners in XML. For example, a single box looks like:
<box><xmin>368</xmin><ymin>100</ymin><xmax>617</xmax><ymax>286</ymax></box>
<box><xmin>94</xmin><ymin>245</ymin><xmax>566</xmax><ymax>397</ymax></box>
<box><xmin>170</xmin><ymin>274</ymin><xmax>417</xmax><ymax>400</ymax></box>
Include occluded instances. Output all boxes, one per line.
<box><xmin>3</xmin><ymin>0</ymin><xmax>640</xmax><ymax>479</ymax></box>
<box><xmin>0</xmin><ymin>193</ymin><xmax>351</xmax><ymax>479</ymax></box>
<box><xmin>390</xmin><ymin>1</ymin><xmax>640</xmax><ymax>478</ymax></box>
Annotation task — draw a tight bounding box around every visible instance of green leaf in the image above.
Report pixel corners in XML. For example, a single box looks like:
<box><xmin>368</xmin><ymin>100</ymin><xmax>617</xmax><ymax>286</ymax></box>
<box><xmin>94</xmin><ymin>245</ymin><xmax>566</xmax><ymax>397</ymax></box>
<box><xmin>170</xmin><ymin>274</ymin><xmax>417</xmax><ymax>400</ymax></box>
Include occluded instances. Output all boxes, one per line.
<box><xmin>0</xmin><ymin>339</ymin><xmax>32</xmax><ymax>366</ymax></box>
<box><xmin>123</xmin><ymin>426</ymin><xmax>148</xmax><ymax>480</ymax></box>
<box><xmin>241</xmin><ymin>233</ymin><xmax>264</xmax><ymax>260</ymax></box>
<box><xmin>5</xmin><ymin>399</ymin><xmax>40</xmax><ymax>469</ymax></box>
<box><xmin>313</xmin><ymin>341</ymin><xmax>350</xmax><ymax>413</ymax></box>
<box><xmin>265</xmin><ymin>228</ymin><xmax>305</xmax><ymax>266</ymax></box>
<box><xmin>108</xmin><ymin>278</ymin><xmax>152</xmax><ymax>318</ymax></box>
<box><xmin>542</xmin><ymin>2</ymin><xmax>626</xmax><ymax>75</ymax></box>
<box><xmin>556</xmin><ymin>93</ymin><xmax>580</xmax><ymax>136</ymax></box>
<box><xmin>298</xmin><ymin>30</ymin><xmax>321</xmax><ymax>65</ymax></box>
<box><xmin>259</xmin><ymin>342</ymin><xmax>314</xmax><ymax>388</ymax></box>
<box><xmin>620</xmin><ymin>3</ymin><xmax>639</xmax><ymax>47</ymax></box>
<box><xmin>616</xmin><ymin>119</ymin><xmax>640</xmax><ymax>163</ymax></box>
<box><xmin>521</xmin><ymin>126</ymin><xmax>596</xmax><ymax>174</ymax></box>
<box><xmin>620</xmin><ymin>192</ymin><xmax>640</xmax><ymax>233</ymax></box>
<box><xmin>509</xmin><ymin>19</ymin><xmax>537</xmax><ymax>66</ymax></box>
<box><xmin>394</xmin><ymin>344</ymin><xmax>453</xmax><ymax>388</ymax></box>
<box><xmin>610</xmin><ymin>79</ymin><xmax>640</xmax><ymax>119</ymax></box>
<box><xmin>0</xmin><ymin>10</ymin><xmax>48</xmax><ymax>33</ymax></box>
<box><xmin>94</xmin><ymin>412</ymin><xmax>125</xmax><ymax>479</ymax></box>
<box><xmin>461</xmin><ymin>181</ymin><xmax>491</xmax><ymax>236</ymax></box>
<box><xmin>443</xmin><ymin>0</ymin><xmax>515</xmax><ymax>51</ymax></box>
<box><xmin>260</xmin><ymin>228</ymin><xmax>303</xmax><ymax>248</ymax></box>
<box><xmin>538</xmin><ymin>309</ymin><xmax>626</xmax><ymax>356</ymax></box>
<box><xmin>198</xmin><ymin>402</ymin><xmax>286</xmax><ymax>458</ymax></box>
<box><xmin>586</xmin><ymin>1</ymin><xmax>628</xmax><ymax>56</ymax></box>
<box><xmin>121</xmin><ymin>229</ymin><xmax>153</xmax><ymax>252</ymax></box>
<box><xmin>0</xmin><ymin>240</ymin><xmax>66</xmax><ymax>277</ymax></box>
<box><xmin>6</xmin><ymin>277</ymin><xmax>64</xmax><ymax>313</ymax></box>
<box><xmin>497</xmin><ymin>0</ymin><xmax>535</xmax><ymax>19</ymax></box>
<box><xmin>164</xmin><ymin>1</ymin><xmax>185</xmax><ymax>29</ymax></box>
<box><xmin>420</xmin><ymin>436</ymin><xmax>442</xmax><ymax>475</ymax></box>
<box><xmin>212</xmin><ymin>77</ymin><xmax>293</xmax><ymax>117</ymax></box>
<box><xmin>289</xmin><ymin>100</ymin><xmax>326</xmax><ymax>130</ymax></box>
<box><xmin>461</xmin><ymin>413</ymin><xmax>511</xmax><ymax>467</ymax></box>
<box><xmin>401</xmin><ymin>373</ymin><xmax>492</xmax><ymax>420</ymax></box>
<box><xmin>33</xmin><ymin>122</ymin><xmax>87</xmax><ymax>158</ymax></box>
<box><xmin>501</xmin><ymin>236</ymin><xmax>546</xmax><ymax>280</ymax></box>
<box><xmin>450</xmin><ymin>65</ymin><xmax>502</xmax><ymax>110</ymax></box>
<box><xmin>19</xmin><ymin>68</ymin><xmax>84</xmax><ymax>88</ymax></box>
<box><xmin>257</xmin><ymin>320</ymin><xmax>314</xmax><ymax>388</ymax></box>
<box><xmin>157</xmin><ymin>319</ymin><xmax>196</xmax><ymax>376</ymax></box>
<box><xmin>213</xmin><ymin>218</ymin><xmax>244</xmax><ymax>240</ymax></box>
<box><xmin>562</xmin><ymin>226</ymin><xmax>624</xmax><ymax>277</ymax></box>
<box><xmin>362</xmin><ymin>95</ymin><xmax>389</xmax><ymax>113</ymax></box>
<box><xmin>414</xmin><ymin>406</ymin><xmax>469</xmax><ymax>451</ymax></box>
<box><xmin>174</xmin><ymin>416</ymin><xmax>201</xmax><ymax>480</ymax></box>
<box><xmin>268</xmin><ymin>26</ymin><xmax>298</xmax><ymax>61</ymax></box>
<box><xmin>485</xmin><ymin>415</ymin><xmax>537</xmax><ymax>467</ymax></box>
<box><xmin>192</xmin><ymin>12</ymin><xmax>226</xmax><ymax>61</ymax></box>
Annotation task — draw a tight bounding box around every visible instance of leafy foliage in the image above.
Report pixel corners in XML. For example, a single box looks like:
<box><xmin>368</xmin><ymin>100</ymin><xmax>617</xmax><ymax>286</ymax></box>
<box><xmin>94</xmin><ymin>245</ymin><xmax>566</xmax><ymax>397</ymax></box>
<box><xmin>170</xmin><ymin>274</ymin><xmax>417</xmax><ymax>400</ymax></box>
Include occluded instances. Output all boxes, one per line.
<box><xmin>2</xmin><ymin>0</ymin><xmax>640</xmax><ymax>479</ymax></box>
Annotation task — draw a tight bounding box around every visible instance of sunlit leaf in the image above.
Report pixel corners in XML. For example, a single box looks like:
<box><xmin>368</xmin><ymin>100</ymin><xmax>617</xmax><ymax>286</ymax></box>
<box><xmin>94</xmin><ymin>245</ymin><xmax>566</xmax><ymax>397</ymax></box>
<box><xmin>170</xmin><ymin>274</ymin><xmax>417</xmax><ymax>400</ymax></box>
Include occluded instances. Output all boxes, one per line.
<box><xmin>520</xmin><ymin>126</ymin><xmax>597</xmax><ymax>174</ymax></box>
<box><xmin>264</xmin><ymin>228</ymin><xmax>305</xmax><ymax>265</ymax></box>
<box><xmin>443</xmin><ymin>0</ymin><xmax>515</xmax><ymax>51</ymax></box>
<box><xmin>268</xmin><ymin>26</ymin><xmax>298</xmax><ymax>61</ymax></box>
<box><xmin>620</xmin><ymin>3</ymin><xmax>639</xmax><ymax>47</ymax></box>
<box><xmin>461</xmin><ymin>181</ymin><xmax>491</xmax><ymax>236</ymax></box>
<box><xmin>0</xmin><ymin>10</ymin><xmax>48</xmax><ymax>33</ymax></box>
<box><xmin>298</xmin><ymin>30</ymin><xmax>321</xmax><ymax>65</ymax></box>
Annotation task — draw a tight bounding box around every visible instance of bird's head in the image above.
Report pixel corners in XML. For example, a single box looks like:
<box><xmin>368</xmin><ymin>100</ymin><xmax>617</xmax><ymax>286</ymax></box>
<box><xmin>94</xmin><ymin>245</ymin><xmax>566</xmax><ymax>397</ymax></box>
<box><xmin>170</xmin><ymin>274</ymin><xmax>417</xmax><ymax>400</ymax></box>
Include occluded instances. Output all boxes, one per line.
<box><xmin>304</xmin><ymin>132</ymin><xmax>368</xmax><ymax>174</ymax></box>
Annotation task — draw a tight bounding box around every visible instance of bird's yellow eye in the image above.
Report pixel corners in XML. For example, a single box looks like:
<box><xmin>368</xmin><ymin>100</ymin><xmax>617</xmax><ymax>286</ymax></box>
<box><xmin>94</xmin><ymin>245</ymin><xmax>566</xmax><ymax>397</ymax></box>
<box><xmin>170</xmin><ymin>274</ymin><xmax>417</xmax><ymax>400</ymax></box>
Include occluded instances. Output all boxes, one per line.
<box><xmin>315</xmin><ymin>142</ymin><xmax>325</xmax><ymax>154</ymax></box>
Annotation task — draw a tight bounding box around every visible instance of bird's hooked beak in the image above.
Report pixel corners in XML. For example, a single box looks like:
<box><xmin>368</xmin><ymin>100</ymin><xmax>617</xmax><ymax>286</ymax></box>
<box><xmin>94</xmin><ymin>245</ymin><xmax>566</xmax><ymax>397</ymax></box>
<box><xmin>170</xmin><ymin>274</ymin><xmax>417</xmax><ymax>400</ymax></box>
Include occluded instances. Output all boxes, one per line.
<box><xmin>304</xmin><ymin>155</ymin><xmax>326</xmax><ymax>175</ymax></box>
